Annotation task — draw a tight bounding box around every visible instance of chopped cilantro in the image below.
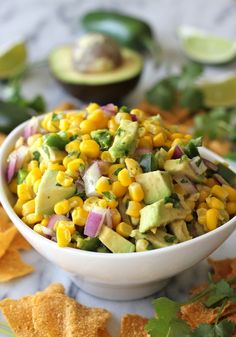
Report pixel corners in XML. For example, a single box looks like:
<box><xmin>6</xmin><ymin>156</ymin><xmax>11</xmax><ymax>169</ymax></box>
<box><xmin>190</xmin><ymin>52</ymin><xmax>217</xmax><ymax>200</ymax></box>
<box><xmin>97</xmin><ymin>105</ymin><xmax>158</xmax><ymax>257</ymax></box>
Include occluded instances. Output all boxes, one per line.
<box><xmin>33</xmin><ymin>151</ymin><xmax>40</xmax><ymax>161</ymax></box>
<box><xmin>164</xmin><ymin>193</ymin><xmax>180</xmax><ymax>208</ymax></box>
<box><xmin>119</xmin><ymin>105</ymin><xmax>130</xmax><ymax>112</ymax></box>
<box><xmin>102</xmin><ymin>191</ymin><xmax>116</xmax><ymax>200</ymax></box>
<box><xmin>113</xmin><ymin>167</ymin><xmax>123</xmax><ymax>176</ymax></box>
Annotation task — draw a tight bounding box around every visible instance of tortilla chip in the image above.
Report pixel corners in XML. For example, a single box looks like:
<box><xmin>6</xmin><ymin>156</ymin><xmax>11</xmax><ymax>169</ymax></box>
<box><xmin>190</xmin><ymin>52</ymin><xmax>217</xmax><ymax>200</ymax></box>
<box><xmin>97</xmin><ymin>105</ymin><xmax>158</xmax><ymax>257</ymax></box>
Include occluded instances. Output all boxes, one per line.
<box><xmin>0</xmin><ymin>284</ymin><xmax>65</xmax><ymax>337</ymax></box>
<box><xmin>180</xmin><ymin>302</ymin><xmax>219</xmax><ymax>329</ymax></box>
<box><xmin>0</xmin><ymin>249</ymin><xmax>34</xmax><ymax>282</ymax></box>
<box><xmin>119</xmin><ymin>314</ymin><xmax>149</xmax><ymax>337</ymax></box>
<box><xmin>98</xmin><ymin>329</ymin><xmax>111</xmax><ymax>337</ymax></box>
<box><xmin>45</xmin><ymin>283</ymin><xmax>65</xmax><ymax>294</ymax></box>
<box><xmin>0</xmin><ymin>206</ymin><xmax>12</xmax><ymax>232</ymax></box>
<box><xmin>10</xmin><ymin>232</ymin><xmax>31</xmax><ymax>251</ymax></box>
<box><xmin>32</xmin><ymin>292</ymin><xmax>111</xmax><ymax>337</ymax></box>
<box><xmin>208</xmin><ymin>258</ymin><xmax>236</xmax><ymax>281</ymax></box>
<box><xmin>0</xmin><ymin>226</ymin><xmax>18</xmax><ymax>258</ymax></box>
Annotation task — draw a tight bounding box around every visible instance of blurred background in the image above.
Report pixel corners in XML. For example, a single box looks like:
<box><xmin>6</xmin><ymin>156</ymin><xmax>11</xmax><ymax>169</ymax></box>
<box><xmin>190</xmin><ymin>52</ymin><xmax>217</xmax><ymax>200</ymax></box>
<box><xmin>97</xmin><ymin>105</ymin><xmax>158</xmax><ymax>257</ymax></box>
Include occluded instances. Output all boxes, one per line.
<box><xmin>1</xmin><ymin>0</ymin><xmax>236</xmax><ymax>157</ymax></box>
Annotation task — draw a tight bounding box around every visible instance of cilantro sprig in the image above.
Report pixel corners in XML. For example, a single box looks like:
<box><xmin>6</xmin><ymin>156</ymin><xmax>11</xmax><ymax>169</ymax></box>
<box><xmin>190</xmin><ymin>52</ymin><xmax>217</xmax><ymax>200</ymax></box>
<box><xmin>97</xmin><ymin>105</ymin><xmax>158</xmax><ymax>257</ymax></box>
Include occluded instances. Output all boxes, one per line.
<box><xmin>146</xmin><ymin>277</ymin><xmax>236</xmax><ymax>337</ymax></box>
<box><xmin>145</xmin><ymin>62</ymin><xmax>204</xmax><ymax>111</ymax></box>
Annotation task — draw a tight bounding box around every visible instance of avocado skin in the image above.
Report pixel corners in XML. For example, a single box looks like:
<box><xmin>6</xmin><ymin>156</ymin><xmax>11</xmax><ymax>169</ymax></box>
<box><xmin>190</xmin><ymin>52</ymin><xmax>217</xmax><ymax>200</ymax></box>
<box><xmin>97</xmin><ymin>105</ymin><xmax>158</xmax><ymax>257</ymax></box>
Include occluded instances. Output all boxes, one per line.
<box><xmin>53</xmin><ymin>73</ymin><xmax>141</xmax><ymax>104</ymax></box>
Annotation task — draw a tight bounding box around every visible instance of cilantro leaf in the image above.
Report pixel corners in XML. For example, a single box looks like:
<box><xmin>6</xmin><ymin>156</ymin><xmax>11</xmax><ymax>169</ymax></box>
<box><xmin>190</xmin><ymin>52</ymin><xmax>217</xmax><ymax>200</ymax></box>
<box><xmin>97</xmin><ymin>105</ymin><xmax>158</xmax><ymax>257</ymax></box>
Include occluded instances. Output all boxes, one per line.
<box><xmin>204</xmin><ymin>280</ymin><xmax>235</xmax><ymax>308</ymax></box>
<box><xmin>179</xmin><ymin>87</ymin><xmax>204</xmax><ymax>111</ymax></box>
<box><xmin>214</xmin><ymin>320</ymin><xmax>234</xmax><ymax>337</ymax></box>
<box><xmin>191</xmin><ymin>323</ymin><xmax>214</xmax><ymax>337</ymax></box>
<box><xmin>146</xmin><ymin>79</ymin><xmax>176</xmax><ymax>110</ymax></box>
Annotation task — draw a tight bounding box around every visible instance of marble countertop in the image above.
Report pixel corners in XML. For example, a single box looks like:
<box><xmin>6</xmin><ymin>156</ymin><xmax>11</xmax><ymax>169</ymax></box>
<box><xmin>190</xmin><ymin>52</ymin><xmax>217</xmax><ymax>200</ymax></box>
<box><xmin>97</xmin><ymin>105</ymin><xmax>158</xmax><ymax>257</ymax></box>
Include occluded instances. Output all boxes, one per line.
<box><xmin>1</xmin><ymin>0</ymin><xmax>236</xmax><ymax>335</ymax></box>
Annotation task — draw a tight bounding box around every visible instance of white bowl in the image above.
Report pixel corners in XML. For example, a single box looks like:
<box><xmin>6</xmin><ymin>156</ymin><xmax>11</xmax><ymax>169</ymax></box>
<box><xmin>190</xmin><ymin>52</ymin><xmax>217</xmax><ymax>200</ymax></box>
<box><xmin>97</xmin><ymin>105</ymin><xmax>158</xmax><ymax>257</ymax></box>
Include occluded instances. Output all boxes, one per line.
<box><xmin>0</xmin><ymin>118</ymin><xmax>236</xmax><ymax>300</ymax></box>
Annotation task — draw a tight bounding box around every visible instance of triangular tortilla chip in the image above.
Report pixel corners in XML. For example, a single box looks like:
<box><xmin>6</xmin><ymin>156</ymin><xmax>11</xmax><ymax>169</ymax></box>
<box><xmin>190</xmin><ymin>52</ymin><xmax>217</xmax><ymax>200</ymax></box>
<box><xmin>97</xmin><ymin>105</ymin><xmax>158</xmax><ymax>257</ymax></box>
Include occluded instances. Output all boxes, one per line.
<box><xmin>0</xmin><ymin>284</ymin><xmax>65</xmax><ymax>337</ymax></box>
<box><xmin>208</xmin><ymin>258</ymin><xmax>236</xmax><ymax>281</ymax></box>
<box><xmin>98</xmin><ymin>329</ymin><xmax>111</xmax><ymax>337</ymax></box>
<box><xmin>10</xmin><ymin>232</ymin><xmax>31</xmax><ymax>251</ymax></box>
<box><xmin>0</xmin><ymin>226</ymin><xmax>18</xmax><ymax>258</ymax></box>
<box><xmin>32</xmin><ymin>292</ymin><xmax>111</xmax><ymax>337</ymax></box>
<box><xmin>119</xmin><ymin>314</ymin><xmax>149</xmax><ymax>337</ymax></box>
<box><xmin>0</xmin><ymin>206</ymin><xmax>12</xmax><ymax>232</ymax></box>
<box><xmin>0</xmin><ymin>249</ymin><xmax>34</xmax><ymax>282</ymax></box>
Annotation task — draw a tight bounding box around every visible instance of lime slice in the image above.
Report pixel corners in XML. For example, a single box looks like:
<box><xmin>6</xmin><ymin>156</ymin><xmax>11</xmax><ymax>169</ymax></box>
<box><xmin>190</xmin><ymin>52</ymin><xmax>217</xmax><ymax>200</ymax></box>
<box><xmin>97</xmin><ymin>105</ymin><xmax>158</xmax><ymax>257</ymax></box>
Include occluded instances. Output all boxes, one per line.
<box><xmin>0</xmin><ymin>39</ymin><xmax>27</xmax><ymax>79</ymax></box>
<box><xmin>178</xmin><ymin>26</ymin><xmax>236</xmax><ymax>64</ymax></box>
<box><xmin>198</xmin><ymin>75</ymin><xmax>236</xmax><ymax>107</ymax></box>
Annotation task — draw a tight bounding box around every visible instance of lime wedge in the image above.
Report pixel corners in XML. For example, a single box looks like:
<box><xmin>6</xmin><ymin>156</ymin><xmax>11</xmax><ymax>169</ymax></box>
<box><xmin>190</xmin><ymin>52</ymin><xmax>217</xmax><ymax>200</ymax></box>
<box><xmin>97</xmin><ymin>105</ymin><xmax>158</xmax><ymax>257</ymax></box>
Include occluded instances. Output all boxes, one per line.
<box><xmin>198</xmin><ymin>75</ymin><xmax>236</xmax><ymax>107</ymax></box>
<box><xmin>0</xmin><ymin>39</ymin><xmax>27</xmax><ymax>79</ymax></box>
<box><xmin>178</xmin><ymin>26</ymin><xmax>236</xmax><ymax>64</ymax></box>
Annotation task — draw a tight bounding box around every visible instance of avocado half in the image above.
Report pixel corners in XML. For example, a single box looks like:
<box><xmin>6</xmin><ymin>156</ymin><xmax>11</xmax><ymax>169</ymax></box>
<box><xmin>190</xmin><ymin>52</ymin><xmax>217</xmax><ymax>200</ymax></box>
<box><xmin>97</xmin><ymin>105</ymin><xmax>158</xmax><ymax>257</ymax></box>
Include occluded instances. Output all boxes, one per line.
<box><xmin>49</xmin><ymin>45</ymin><xmax>143</xmax><ymax>103</ymax></box>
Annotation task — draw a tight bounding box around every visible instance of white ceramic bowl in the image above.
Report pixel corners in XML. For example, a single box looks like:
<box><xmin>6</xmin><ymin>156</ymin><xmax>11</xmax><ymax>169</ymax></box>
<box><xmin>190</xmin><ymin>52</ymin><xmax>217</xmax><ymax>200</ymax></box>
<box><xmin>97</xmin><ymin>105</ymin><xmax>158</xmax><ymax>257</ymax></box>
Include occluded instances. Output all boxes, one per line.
<box><xmin>0</xmin><ymin>118</ymin><xmax>236</xmax><ymax>300</ymax></box>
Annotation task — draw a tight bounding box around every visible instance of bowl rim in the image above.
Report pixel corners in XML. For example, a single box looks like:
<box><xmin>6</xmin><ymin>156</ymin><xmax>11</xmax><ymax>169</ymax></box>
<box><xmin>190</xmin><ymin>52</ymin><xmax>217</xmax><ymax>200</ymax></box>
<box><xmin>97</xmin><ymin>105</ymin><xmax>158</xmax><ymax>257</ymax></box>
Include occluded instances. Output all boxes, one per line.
<box><xmin>0</xmin><ymin>113</ymin><xmax>236</xmax><ymax>260</ymax></box>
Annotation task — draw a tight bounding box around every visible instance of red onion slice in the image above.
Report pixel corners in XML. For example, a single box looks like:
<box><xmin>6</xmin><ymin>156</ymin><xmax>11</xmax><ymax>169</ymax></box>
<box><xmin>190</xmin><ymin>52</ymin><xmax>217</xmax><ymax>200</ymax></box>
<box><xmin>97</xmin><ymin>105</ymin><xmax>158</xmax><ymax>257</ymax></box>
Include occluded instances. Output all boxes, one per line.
<box><xmin>213</xmin><ymin>173</ymin><xmax>230</xmax><ymax>186</ymax></box>
<box><xmin>175</xmin><ymin>176</ymin><xmax>197</xmax><ymax>194</ymax></box>
<box><xmin>101</xmin><ymin>103</ymin><xmax>116</xmax><ymax>117</ymax></box>
<box><xmin>47</xmin><ymin>215</ymin><xmax>69</xmax><ymax>229</ymax></box>
<box><xmin>6</xmin><ymin>154</ymin><xmax>17</xmax><ymax>183</ymax></box>
<box><xmin>172</xmin><ymin>145</ymin><xmax>184</xmax><ymax>159</ymax></box>
<box><xmin>84</xmin><ymin>207</ymin><xmax>106</xmax><ymax>237</ymax></box>
<box><xmin>190</xmin><ymin>157</ymin><xmax>207</xmax><ymax>175</ymax></box>
<box><xmin>83</xmin><ymin>162</ymin><xmax>101</xmax><ymax>197</ymax></box>
<box><xmin>203</xmin><ymin>159</ymin><xmax>218</xmax><ymax>172</ymax></box>
<box><xmin>105</xmin><ymin>209</ymin><xmax>113</xmax><ymax>228</ymax></box>
<box><xmin>6</xmin><ymin>145</ymin><xmax>29</xmax><ymax>182</ymax></box>
<box><xmin>131</xmin><ymin>114</ymin><xmax>138</xmax><ymax>121</ymax></box>
<box><xmin>41</xmin><ymin>226</ymin><xmax>54</xmax><ymax>237</ymax></box>
<box><xmin>23</xmin><ymin>117</ymin><xmax>38</xmax><ymax>140</ymax></box>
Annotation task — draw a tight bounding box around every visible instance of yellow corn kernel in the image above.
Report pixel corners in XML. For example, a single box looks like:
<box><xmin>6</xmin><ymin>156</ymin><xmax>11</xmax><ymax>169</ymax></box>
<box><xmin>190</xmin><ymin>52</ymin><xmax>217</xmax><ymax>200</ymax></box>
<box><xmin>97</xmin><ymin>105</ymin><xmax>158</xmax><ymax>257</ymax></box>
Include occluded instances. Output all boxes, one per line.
<box><xmin>101</xmin><ymin>151</ymin><xmax>113</xmax><ymax>163</ymax></box>
<box><xmin>184</xmin><ymin>134</ymin><xmax>192</xmax><ymax>140</ymax></box>
<box><xmin>28</xmin><ymin>160</ymin><xmax>38</xmax><ymax>171</ymax></box>
<box><xmin>223</xmin><ymin>185</ymin><xmax>236</xmax><ymax>202</ymax></box>
<box><xmin>108</xmin><ymin>117</ymin><xmax>118</xmax><ymax>133</ymax></box>
<box><xmin>72</xmin><ymin>207</ymin><xmax>88</xmax><ymax>226</ymax></box>
<box><xmin>79</xmin><ymin>119</ymin><xmax>96</xmax><ymax>133</ymax></box>
<box><xmin>197</xmin><ymin>208</ymin><xmax>207</xmax><ymax>226</ymax></box>
<box><xmin>54</xmin><ymin>199</ymin><xmax>70</xmax><ymax>215</ymax></box>
<box><xmin>170</xmin><ymin>133</ymin><xmax>185</xmax><ymax>140</ymax></box>
<box><xmin>118</xmin><ymin>168</ymin><xmax>132</xmax><ymax>187</ymax></box>
<box><xmin>46</xmin><ymin>119</ymin><xmax>59</xmax><ymax>133</ymax></box>
<box><xmin>25</xmin><ymin>213</ymin><xmax>43</xmax><ymax>225</ymax></box>
<box><xmin>80</xmin><ymin>140</ymin><xmax>100</xmax><ymax>159</ymax></box>
<box><xmin>138</xmin><ymin>126</ymin><xmax>146</xmax><ymax>138</ymax></box>
<box><xmin>125</xmin><ymin>158</ymin><xmax>142</xmax><ymax>177</ymax></box>
<box><xmin>199</xmin><ymin>190</ymin><xmax>209</xmax><ymax>202</ymax></box>
<box><xmin>56</xmin><ymin>171</ymin><xmax>73</xmax><ymax>187</ymax></box>
<box><xmin>57</xmin><ymin>220</ymin><xmax>75</xmax><ymax>234</ymax></box>
<box><xmin>56</xmin><ymin>226</ymin><xmax>71</xmax><ymax>247</ymax></box>
<box><xmin>63</xmin><ymin>153</ymin><xmax>78</xmax><ymax>168</ymax></box>
<box><xmin>41</xmin><ymin>218</ymin><xmax>49</xmax><ymax>227</ymax></box>
<box><xmin>185</xmin><ymin>199</ymin><xmax>195</xmax><ymax>210</ymax></box>
<box><xmin>167</xmin><ymin>146</ymin><xmax>175</xmax><ymax>159</ymax></box>
<box><xmin>17</xmin><ymin>184</ymin><xmax>34</xmax><ymax>201</ymax></box>
<box><xmin>68</xmin><ymin>196</ymin><xmax>83</xmax><ymax>209</ymax></box>
<box><xmin>22</xmin><ymin>199</ymin><xmax>35</xmax><ymax>217</ymax></box>
<box><xmin>115</xmin><ymin>112</ymin><xmax>131</xmax><ymax>124</ymax></box>
<box><xmin>128</xmin><ymin>182</ymin><xmax>144</xmax><ymax>202</ymax></box>
<box><xmin>87</xmin><ymin>102</ymin><xmax>100</xmax><ymax>113</ymax></box>
<box><xmin>153</xmin><ymin>132</ymin><xmax>166</xmax><ymax>147</ymax></box>
<box><xmin>110</xmin><ymin>208</ymin><xmax>121</xmax><ymax>227</ymax></box>
<box><xmin>59</xmin><ymin>119</ymin><xmax>70</xmax><ymax>131</ymax></box>
<box><xmin>107</xmin><ymin>198</ymin><xmax>118</xmax><ymax>209</ymax></box>
<box><xmin>211</xmin><ymin>185</ymin><xmax>228</xmax><ymax>200</ymax></box>
<box><xmin>27</xmin><ymin>134</ymin><xmax>42</xmax><ymax>147</ymax></box>
<box><xmin>48</xmin><ymin>163</ymin><xmax>66</xmax><ymax>171</ymax></box>
<box><xmin>116</xmin><ymin>222</ymin><xmax>132</xmax><ymax>238</ymax></box>
<box><xmin>206</xmin><ymin>197</ymin><xmax>224</xmax><ymax>210</ymax></box>
<box><xmin>206</xmin><ymin>178</ymin><xmax>218</xmax><ymax>188</ymax></box>
<box><xmin>14</xmin><ymin>199</ymin><xmax>25</xmax><ymax>216</ymax></box>
<box><xmin>33</xmin><ymin>224</ymin><xmax>45</xmax><ymax>236</ymax></box>
<box><xmin>206</xmin><ymin>208</ymin><xmax>219</xmax><ymax>231</ymax></box>
<box><xmin>83</xmin><ymin>197</ymin><xmax>100</xmax><ymax>212</ymax></box>
<box><xmin>67</xmin><ymin>158</ymin><xmax>85</xmax><ymax>171</ymax></box>
<box><xmin>136</xmin><ymin>239</ymin><xmax>149</xmax><ymax>252</ymax></box>
<box><xmin>112</xmin><ymin>181</ymin><xmax>127</xmax><ymax>198</ymax></box>
<box><xmin>126</xmin><ymin>201</ymin><xmax>142</xmax><ymax>218</ymax></box>
<box><xmin>9</xmin><ymin>178</ymin><xmax>17</xmax><ymax>194</ymax></box>
<box><xmin>198</xmin><ymin>202</ymin><xmax>208</xmax><ymax>209</ymax></box>
<box><xmin>26</xmin><ymin>168</ymin><xmax>42</xmax><ymax>186</ymax></box>
<box><xmin>96</xmin><ymin>176</ymin><xmax>111</xmax><ymax>194</ymax></box>
<box><xmin>165</xmin><ymin>140</ymin><xmax>173</xmax><ymax>148</ymax></box>
<box><xmin>226</xmin><ymin>202</ymin><xmax>236</xmax><ymax>215</ymax></box>
<box><xmin>65</xmin><ymin>140</ymin><xmax>81</xmax><ymax>153</ymax></box>
<box><xmin>171</xmin><ymin>138</ymin><xmax>186</xmax><ymax>147</ymax></box>
<box><xmin>81</xmin><ymin>134</ymin><xmax>91</xmax><ymax>140</ymax></box>
<box><xmin>39</xmin><ymin>160</ymin><xmax>48</xmax><ymax>173</ymax></box>
<box><xmin>138</xmin><ymin>135</ymin><xmax>153</xmax><ymax>149</ymax></box>
<box><xmin>88</xmin><ymin>109</ymin><xmax>108</xmax><ymax>128</ymax></box>
<box><xmin>130</xmin><ymin>108</ymin><xmax>145</xmax><ymax>121</ymax></box>
<box><xmin>185</xmin><ymin>214</ymin><xmax>193</xmax><ymax>222</ymax></box>
<box><xmin>98</xmin><ymin>199</ymin><xmax>108</xmax><ymax>208</ymax></box>
<box><xmin>108</xmin><ymin>164</ymin><xmax>124</xmax><ymax>179</ymax></box>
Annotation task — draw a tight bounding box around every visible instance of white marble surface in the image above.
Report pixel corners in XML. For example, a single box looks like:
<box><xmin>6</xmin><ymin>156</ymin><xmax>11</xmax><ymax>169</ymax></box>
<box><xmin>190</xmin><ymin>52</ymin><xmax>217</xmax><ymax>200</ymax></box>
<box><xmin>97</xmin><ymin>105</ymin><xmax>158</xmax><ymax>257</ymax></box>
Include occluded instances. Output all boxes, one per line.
<box><xmin>1</xmin><ymin>0</ymin><xmax>236</xmax><ymax>335</ymax></box>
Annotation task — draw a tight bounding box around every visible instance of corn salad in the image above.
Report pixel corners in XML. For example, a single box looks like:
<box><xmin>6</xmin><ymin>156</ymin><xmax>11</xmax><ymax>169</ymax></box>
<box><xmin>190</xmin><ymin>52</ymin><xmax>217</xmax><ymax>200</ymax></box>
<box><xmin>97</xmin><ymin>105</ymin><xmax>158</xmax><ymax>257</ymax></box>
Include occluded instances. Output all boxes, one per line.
<box><xmin>6</xmin><ymin>103</ymin><xmax>236</xmax><ymax>253</ymax></box>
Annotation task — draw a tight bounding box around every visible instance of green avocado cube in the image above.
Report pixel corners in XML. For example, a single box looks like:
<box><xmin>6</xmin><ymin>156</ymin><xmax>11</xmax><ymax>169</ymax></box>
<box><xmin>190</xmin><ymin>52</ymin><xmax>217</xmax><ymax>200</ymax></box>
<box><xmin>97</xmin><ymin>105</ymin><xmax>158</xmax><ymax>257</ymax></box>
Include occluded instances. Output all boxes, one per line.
<box><xmin>99</xmin><ymin>226</ymin><xmax>135</xmax><ymax>253</ymax></box>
